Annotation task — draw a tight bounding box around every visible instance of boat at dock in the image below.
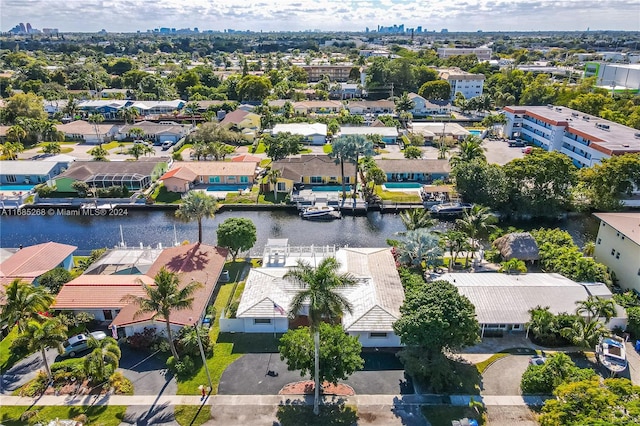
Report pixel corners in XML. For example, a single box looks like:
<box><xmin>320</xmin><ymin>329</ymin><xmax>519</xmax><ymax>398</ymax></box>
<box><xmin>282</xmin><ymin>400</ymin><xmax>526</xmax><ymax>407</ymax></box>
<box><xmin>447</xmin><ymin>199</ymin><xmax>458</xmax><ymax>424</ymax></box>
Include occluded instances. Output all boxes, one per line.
<box><xmin>596</xmin><ymin>336</ymin><xmax>627</xmax><ymax>374</ymax></box>
<box><xmin>300</xmin><ymin>205</ymin><xmax>341</xmax><ymax>220</ymax></box>
<box><xmin>429</xmin><ymin>202</ymin><xmax>473</xmax><ymax>216</ymax></box>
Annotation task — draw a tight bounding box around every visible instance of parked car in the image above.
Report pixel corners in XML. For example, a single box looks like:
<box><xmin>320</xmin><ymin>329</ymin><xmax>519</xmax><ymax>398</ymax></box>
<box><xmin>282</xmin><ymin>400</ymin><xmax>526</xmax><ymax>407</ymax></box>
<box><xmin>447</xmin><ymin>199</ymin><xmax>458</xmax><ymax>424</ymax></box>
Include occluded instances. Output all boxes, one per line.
<box><xmin>529</xmin><ymin>355</ymin><xmax>546</xmax><ymax>366</ymax></box>
<box><xmin>61</xmin><ymin>331</ymin><xmax>108</xmax><ymax>358</ymax></box>
<box><xmin>162</xmin><ymin>141</ymin><xmax>173</xmax><ymax>150</ymax></box>
<box><xmin>508</xmin><ymin>139</ymin><xmax>525</xmax><ymax>147</ymax></box>
<box><xmin>522</xmin><ymin>146</ymin><xmax>533</xmax><ymax>154</ymax></box>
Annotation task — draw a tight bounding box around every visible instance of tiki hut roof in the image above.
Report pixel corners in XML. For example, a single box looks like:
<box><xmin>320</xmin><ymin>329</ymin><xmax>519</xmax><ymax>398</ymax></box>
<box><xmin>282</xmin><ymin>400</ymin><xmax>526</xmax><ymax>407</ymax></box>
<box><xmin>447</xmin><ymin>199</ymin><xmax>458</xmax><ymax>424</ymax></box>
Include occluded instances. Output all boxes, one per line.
<box><xmin>493</xmin><ymin>232</ymin><xmax>540</xmax><ymax>261</ymax></box>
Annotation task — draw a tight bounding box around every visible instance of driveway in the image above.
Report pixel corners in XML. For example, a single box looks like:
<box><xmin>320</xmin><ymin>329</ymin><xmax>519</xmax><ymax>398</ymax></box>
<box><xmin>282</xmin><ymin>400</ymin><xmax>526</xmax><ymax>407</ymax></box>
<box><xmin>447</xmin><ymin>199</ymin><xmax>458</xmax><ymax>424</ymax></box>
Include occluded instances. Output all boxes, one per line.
<box><xmin>118</xmin><ymin>346</ymin><xmax>178</xmax><ymax>426</ymax></box>
<box><xmin>218</xmin><ymin>351</ymin><xmax>413</xmax><ymax>395</ymax></box>
<box><xmin>0</xmin><ymin>348</ymin><xmax>59</xmax><ymax>395</ymax></box>
<box><xmin>481</xmin><ymin>355</ymin><xmax>531</xmax><ymax>395</ymax></box>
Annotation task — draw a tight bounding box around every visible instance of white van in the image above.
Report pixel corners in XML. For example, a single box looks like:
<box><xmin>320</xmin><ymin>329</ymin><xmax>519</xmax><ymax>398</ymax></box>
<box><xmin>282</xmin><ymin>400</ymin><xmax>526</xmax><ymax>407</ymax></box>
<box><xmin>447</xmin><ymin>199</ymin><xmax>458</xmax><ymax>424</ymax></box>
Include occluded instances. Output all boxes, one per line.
<box><xmin>162</xmin><ymin>141</ymin><xmax>173</xmax><ymax>150</ymax></box>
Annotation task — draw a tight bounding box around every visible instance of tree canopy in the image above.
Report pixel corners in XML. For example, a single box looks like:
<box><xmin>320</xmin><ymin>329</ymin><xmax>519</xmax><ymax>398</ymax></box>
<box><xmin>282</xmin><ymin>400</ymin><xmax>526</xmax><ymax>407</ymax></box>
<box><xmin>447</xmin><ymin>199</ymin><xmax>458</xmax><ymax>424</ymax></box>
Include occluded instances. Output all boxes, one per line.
<box><xmin>216</xmin><ymin>217</ymin><xmax>257</xmax><ymax>261</ymax></box>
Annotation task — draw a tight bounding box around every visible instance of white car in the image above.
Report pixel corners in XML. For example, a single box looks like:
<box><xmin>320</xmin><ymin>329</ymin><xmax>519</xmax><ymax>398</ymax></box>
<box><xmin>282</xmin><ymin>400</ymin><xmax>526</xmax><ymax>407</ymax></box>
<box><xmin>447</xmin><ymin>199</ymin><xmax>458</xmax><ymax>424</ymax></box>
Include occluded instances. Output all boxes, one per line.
<box><xmin>529</xmin><ymin>355</ymin><xmax>546</xmax><ymax>366</ymax></box>
<box><xmin>62</xmin><ymin>331</ymin><xmax>108</xmax><ymax>357</ymax></box>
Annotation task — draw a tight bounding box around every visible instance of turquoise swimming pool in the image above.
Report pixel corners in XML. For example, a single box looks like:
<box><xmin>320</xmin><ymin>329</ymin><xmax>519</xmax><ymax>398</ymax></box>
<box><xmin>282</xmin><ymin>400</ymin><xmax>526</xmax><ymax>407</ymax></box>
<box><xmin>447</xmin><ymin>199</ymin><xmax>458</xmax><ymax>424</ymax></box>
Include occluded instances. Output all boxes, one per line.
<box><xmin>383</xmin><ymin>182</ymin><xmax>422</xmax><ymax>190</ymax></box>
<box><xmin>311</xmin><ymin>185</ymin><xmax>351</xmax><ymax>192</ymax></box>
<box><xmin>207</xmin><ymin>184</ymin><xmax>250</xmax><ymax>192</ymax></box>
<box><xmin>469</xmin><ymin>129</ymin><xmax>482</xmax><ymax>136</ymax></box>
<box><xmin>0</xmin><ymin>184</ymin><xmax>36</xmax><ymax>191</ymax></box>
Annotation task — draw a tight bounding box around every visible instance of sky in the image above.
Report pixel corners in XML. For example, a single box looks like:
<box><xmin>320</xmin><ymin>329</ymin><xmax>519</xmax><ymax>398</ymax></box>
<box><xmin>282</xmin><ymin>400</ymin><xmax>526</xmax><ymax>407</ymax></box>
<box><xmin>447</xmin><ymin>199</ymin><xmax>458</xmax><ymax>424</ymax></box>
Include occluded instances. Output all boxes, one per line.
<box><xmin>2</xmin><ymin>0</ymin><xmax>639</xmax><ymax>33</ymax></box>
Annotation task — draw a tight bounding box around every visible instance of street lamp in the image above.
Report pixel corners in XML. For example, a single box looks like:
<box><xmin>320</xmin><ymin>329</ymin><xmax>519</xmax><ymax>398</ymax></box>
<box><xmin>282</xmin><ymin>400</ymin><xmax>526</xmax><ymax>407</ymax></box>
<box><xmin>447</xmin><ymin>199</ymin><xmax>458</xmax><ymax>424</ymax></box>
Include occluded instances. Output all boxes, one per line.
<box><xmin>190</xmin><ymin>316</ymin><xmax>212</xmax><ymax>391</ymax></box>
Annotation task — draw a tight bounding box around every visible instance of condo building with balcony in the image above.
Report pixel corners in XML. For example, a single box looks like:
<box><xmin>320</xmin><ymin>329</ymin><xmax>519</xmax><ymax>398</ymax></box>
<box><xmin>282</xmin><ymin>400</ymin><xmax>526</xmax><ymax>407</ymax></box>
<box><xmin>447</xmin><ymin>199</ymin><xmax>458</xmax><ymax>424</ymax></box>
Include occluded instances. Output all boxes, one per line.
<box><xmin>503</xmin><ymin>105</ymin><xmax>640</xmax><ymax>168</ymax></box>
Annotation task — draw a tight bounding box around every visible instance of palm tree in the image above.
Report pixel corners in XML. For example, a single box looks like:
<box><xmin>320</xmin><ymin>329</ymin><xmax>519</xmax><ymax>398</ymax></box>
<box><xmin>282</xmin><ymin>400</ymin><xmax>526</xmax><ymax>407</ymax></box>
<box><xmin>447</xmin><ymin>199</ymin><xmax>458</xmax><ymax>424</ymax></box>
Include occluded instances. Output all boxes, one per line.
<box><xmin>118</xmin><ymin>107</ymin><xmax>139</xmax><ymax>125</ymax></box>
<box><xmin>441</xmin><ymin>229</ymin><xmax>468</xmax><ymax>270</ymax></box>
<box><xmin>0</xmin><ymin>278</ymin><xmax>54</xmax><ymax>333</ymax></box>
<box><xmin>127</xmin><ymin>143</ymin><xmax>146</xmax><ymax>160</ymax></box>
<box><xmin>88</xmin><ymin>145</ymin><xmax>109</xmax><ymax>161</ymax></box>
<box><xmin>14</xmin><ymin>318</ymin><xmax>67</xmax><ymax>380</ymax></box>
<box><xmin>561</xmin><ymin>318</ymin><xmax>609</xmax><ymax>348</ymax></box>
<box><xmin>527</xmin><ymin>306</ymin><xmax>556</xmax><ymax>342</ymax></box>
<box><xmin>396</xmin><ymin>229</ymin><xmax>443</xmax><ymax>271</ymax></box>
<box><xmin>399</xmin><ymin>208</ymin><xmax>435</xmax><ymax>232</ymax></box>
<box><xmin>88</xmin><ymin>113</ymin><xmax>105</xmax><ymax>146</ymax></box>
<box><xmin>499</xmin><ymin>258</ymin><xmax>527</xmax><ymax>274</ymax></box>
<box><xmin>334</xmin><ymin>135</ymin><xmax>374</xmax><ymax>200</ymax></box>
<box><xmin>450</xmin><ymin>135</ymin><xmax>486</xmax><ymax>168</ymax></box>
<box><xmin>123</xmin><ymin>267</ymin><xmax>203</xmax><ymax>361</ymax></box>
<box><xmin>576</xmin><ymin>296</ymin><xmax>616</xmax><ymax>324</ymax></box>
<box><xmin>329</xmin><ymin>136</ymin><xmax>352</xmax><ymax>199</ymax></box>
<box><xmin>175</xmin><ymin>191</ymin><xmax>218</xmax><ymax>243</ymax></box>
<box><xmin>455</xmin><ymin>205</ymin><xmax>497</xmax><ymax>266</ymax></box>
<box><xmin>395</xmin><ymin>92</ymin><xmax>415</xmax><ymax>128</ymax></box>
<box><xmin>284</xmin><ymin>257</ymin><xmax>357</xmax><ymax>415</ymax></box>
<box><xmin>64</xmin><ymin>98</ymin><xmax>80</xmax><ymax>119</ymax></box>
<box><xmin>6</xmin><ymin>125</ymin><xmax>27</xmax><ymax>144</ymax></box>
<box><xmin>83</xmin><ymin>336</ymin><xmax>121</xmax><ymax>383</ymax></box>
<box><xmin>184</xmin><ymin>101</ymin><xmax>200</xmax><ymax>127</ymax></box>
<box><xmin>267</xmin><ymin>168</ymin><xmax>282</xmax><ymax>202</ymax></box>
<box><xmin>0</xmin><ymin>141</ymin><xmax>24</xmax><ymax>160</ymax></box>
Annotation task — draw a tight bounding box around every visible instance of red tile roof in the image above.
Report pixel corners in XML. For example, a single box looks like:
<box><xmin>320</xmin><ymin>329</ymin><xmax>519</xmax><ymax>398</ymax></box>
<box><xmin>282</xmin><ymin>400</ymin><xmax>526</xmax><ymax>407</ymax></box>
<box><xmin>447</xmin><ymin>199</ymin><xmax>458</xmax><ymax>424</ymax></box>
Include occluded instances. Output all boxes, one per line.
<box><xmin>231</xmin><ymin>154</ymin><xmax>261</xmax><ymax>163</ymax></box>
<box><xmin>0</xmin><ymin>242</ymin><xmax>77</xmax><ymax>281</ymax></box>
<box><xmin>160</xmin><ymin>166</ymin><xmax>198</xmax><ymax>182</ymax></box>
<box><xmin>53</xmin><ymin>275</ymin><xmax>155</xmax><ymax>309</ymax></box>
<box><xmin>112</xmin><ymin>243</ymin><xmax>228</xmax><ymax>327</ymax></box>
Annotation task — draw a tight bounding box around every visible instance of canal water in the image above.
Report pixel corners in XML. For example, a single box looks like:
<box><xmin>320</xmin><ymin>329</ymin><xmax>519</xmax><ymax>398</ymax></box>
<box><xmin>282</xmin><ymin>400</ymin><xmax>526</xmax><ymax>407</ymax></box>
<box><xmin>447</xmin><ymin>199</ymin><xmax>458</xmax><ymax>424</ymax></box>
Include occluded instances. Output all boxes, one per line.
<box><xmin>0</xmin><ymin>209</ymin><xmax>599</xmax><ymax>253</ymax></box>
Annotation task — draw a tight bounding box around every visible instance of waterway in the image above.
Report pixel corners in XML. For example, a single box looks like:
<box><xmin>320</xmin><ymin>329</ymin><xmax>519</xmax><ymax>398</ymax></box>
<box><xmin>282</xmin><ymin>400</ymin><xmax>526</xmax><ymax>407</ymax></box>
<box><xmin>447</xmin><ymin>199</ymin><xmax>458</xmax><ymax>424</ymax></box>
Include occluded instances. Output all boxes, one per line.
<box><xmin>0</xmin><ymin>209</ymin><xmax>599</xmax><ymax>253</ymax></box>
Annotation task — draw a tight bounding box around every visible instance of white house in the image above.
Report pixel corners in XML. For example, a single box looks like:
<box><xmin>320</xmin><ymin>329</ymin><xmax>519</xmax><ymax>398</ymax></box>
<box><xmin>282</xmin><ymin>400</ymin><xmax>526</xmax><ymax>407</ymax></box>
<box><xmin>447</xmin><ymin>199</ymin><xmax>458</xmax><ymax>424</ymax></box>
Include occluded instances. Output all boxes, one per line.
<box><xmin>338</xmin><ymin>126</ymin><xmax>399</xmax><ymax>144</ymax></box>
<box><xmin>229</xmin><ymin>241</ymin><xmax>404</xmax><ymax>347</ymax></box>
<box><xmin>439</xmin><ymin>273</ymin><xmax>626</xmax><ymax>337</ymax></box>
<box><xmin>56</xmin><ymin>120</ymin><xmax>118</xmax><ymax>144</ymax></box>
<box><xmin>593</xmin><ymin>212</ymin><xmax>640</xmax><ymax>293</ymax></box>
<box><xmin>438</xmin><ymin>68</ymin><xmax>485</xmax><ymax>101</ymax></box>
<box><xmin>272</xmin><ymin>123</ymin><xmax>327</xmax><ymax>145</ymax></box>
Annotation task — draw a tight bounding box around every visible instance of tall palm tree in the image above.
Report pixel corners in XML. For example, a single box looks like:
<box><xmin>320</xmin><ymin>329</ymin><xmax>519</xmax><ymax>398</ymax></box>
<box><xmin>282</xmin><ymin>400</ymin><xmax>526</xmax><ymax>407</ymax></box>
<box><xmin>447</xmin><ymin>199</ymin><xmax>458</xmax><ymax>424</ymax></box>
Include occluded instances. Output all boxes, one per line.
<box><xmin>335</xmin><ymin>135</ymin><xmax>374</xmax><ymax>200</ymax></box>
<box><xmin>450</xmin><ymin>135</ymin><xmax>486</xmax><ymax>168</ymax></box>
<box><xmin>83</xmin><ymin>336</ymin><xmax>121</xmax><ymax>383</ymax></box>
<box><xmin>267</xmin><ymin>168</ymin><xmax>282</xmax><ymax>202</ymax></box>
<box><xmin>123</xmin><ymin>267</ymin><xmax>203</xmax><ymax>361</ymax></box>
<box><xmin>0</xmin><ymin>278</ymin><xmax>54</xmax><ymax>333</ymax></box>
<box><xmin>88</xmin><ymin>113</ymin><xmax>105</xmax><ymax>146</ymax></box>
<box><xmin>175</xmin><ymin>191</ymin><xmax>218</xmax><ymax>244</ymax></box>
<box><xmin>184</xmin><ymin>101</ymin><xmax>200</xmax><ymax>127</ymax></box>
<box><xmin>284</xmin><ymin>257</ymin><xmax>357</xmax><ymax>415</ymax></box>
<box><xmin>455</xmin><ymin>204</ymin><xmax>497</xmax><ymax>266</ymax></box>
<box><xmin>127</xmin><ymin>143</ymin><xmax>146</xmax><ymax>160</ymax></box>
<box><xmin>399</xmin><ymin>208</ymin><xmax>435</xmax><ymax>232</ymax></box>
<box><xmin>118</xmin><ymin>107</ymin><xmax>139</xmax><ymax>125</ymax></box>
<box><xmin>14</xmin><ymin>318</ymin><xmax>67</xmax><ymax>380</ymax></box>
<box><xmin>329</xmin><ymin>136</ymin><xmax>351</xmax><ymax>199</ymax></box>
<box><xmin>395</xmin><ymin>92</ymin><xmax>415</xmax><ymax>128</ymax></box>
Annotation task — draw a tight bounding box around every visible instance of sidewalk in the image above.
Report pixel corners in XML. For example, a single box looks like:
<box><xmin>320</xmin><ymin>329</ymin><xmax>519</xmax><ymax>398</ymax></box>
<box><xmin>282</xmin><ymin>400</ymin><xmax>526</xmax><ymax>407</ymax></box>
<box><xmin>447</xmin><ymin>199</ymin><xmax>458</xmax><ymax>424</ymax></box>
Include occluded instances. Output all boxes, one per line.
<box><xmin>0</xmin><ymin>393</ymin><xmax>550</xmax><ymax>407</ymax></box>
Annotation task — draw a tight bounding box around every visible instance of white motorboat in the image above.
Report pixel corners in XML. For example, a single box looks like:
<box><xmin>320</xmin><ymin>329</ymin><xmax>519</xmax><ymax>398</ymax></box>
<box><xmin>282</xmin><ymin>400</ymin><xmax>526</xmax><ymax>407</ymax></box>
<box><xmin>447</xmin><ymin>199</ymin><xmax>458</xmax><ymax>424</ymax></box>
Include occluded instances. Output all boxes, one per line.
<box><xmin>429</xmin><ymin>202</ymin><xmax>473</xmax><ymax>216</ymax></box>
<box><xmin>596</xmin><ymin>336</ymin><xmax>627</xmax><ymax>374</ymax></box>
<box><xmin>301</xmin><ymin>205</ymin><xmax>341</xmax><ymax>220</ymax></box>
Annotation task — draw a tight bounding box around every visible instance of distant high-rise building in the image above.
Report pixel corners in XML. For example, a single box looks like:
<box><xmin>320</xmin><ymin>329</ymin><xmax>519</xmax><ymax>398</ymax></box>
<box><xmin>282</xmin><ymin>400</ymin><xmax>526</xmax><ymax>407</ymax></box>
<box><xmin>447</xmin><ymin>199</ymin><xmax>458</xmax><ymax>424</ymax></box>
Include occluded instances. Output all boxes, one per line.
<box><xmin>26</xmin><ymin>23</ymin><xmax>32</xmax><ymax>33</ymax></box>
<box><xmin>416</xmin><ymin>26</ymin><xmax>423</xmax><ymax>33</ymax></box>
<box><xmin>19</xmin><ymin>23</ymin><xmax>26</xmax><ymax>33</ymax></box>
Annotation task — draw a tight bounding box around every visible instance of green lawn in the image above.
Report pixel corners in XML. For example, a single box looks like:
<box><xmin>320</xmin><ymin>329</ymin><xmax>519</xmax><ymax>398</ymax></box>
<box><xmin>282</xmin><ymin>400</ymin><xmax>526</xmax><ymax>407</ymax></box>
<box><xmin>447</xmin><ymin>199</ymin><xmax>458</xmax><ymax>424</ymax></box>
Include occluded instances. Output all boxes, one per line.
<box><xmin>0</xmin><ymin>327</ymin><xmax>21</xmax><ymax>373</ymax></box>
<box><xmin>299</xmin><ymin>148</ymin><xmax>312</xmax><ymax>154</ymax></box>
<box><xmin>102</xmin><ymin>141</ymin><xmax>132</xmax><ymax>151</ymax></box>
<box><xmin>0</xmin><ymin>406</ymin><xmax>127</xmax><ymax>426</ymax></box>
<box><xmin>175</xmin><ymin>143</ymin><xmax>193</xmax><ymax>155</ymax></box>
<box><xmin>152</xmin><ymin>185</ymin><xmax>182</xmax><ymax>204</ymax></box>
<box><xmin>323</xmin><ymin>144</ymin><xmax>333</xmax><ymax>154</ymax></box>
<box><xmin>174</xmin><ymin>404</ymin><xmax>211</xmax><ymax>426</ymax></box>
<box><xmin>251</xmin><ymin>142</ymin><xmax>266</xmax><ymax>154</ymax></box>
<box><xmin>259</xmin><ymin>159</ymin><xmax>271</xmax><ymax>167</ymax></box>
<box><xmin>36</xmin><ymin>147</ymin><xmax>74</xmax><ymax>154</ymax></box>
<box><xmin>374</xmin><ymin>185</ymin><xmax>422</xmax><ymax>203</ymax></box>
<box><xmin>421</xmin><ymin>406</ymin><xmax>485</xmax><ymax>426</ymax></box>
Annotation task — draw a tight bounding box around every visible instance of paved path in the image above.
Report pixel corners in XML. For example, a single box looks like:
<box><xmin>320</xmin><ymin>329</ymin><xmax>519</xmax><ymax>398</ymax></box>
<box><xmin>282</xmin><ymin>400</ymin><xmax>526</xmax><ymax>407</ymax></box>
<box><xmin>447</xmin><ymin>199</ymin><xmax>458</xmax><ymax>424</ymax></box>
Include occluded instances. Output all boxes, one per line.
<box><xmin>626</xmin><ymin>342</ymin><xmax>640</xmax><ymax>386</ymax></box>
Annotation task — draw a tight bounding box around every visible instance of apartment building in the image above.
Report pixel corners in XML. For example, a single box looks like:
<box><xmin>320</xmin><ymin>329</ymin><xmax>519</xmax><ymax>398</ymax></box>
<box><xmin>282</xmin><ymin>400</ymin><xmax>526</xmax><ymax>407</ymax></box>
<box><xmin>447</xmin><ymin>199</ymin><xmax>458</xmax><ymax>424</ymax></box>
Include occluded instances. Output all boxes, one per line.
<box><xmin>437</xmin><ymin>47</ymin><xmax>492</xmax><ymax>61</ymax></box>
<box><xmin>302</xmin><ymin>65</ymin><xmax>353</xmax><ymax>82</ymax></box>
<box><xmin>503</xmin><ymin>105</ymin><xmax>640</xmax><ymax>168</ymax></box>
<box><xmin>438</xmin><ymin>68</ymin><xmax>485</xmax><ymax>100</ymax></box>
<box><xmin>584</xmin><ymin>62</ymin><xmax>640</xmax><ymax>94</ymax></box>
<box><xmin>593</xmin><ymin>212</ymin><xmax>640</xmax><ymax>293</ymax></box>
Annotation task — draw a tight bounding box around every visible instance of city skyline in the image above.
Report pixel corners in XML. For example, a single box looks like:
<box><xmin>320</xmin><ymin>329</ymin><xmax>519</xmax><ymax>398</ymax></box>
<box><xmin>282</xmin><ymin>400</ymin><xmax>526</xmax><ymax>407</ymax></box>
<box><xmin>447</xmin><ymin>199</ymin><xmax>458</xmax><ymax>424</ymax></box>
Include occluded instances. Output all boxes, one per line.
<box><xmin>1</xmin><ymin>0</ymin><xmax>639</xmax><ymax>33</ymax></box>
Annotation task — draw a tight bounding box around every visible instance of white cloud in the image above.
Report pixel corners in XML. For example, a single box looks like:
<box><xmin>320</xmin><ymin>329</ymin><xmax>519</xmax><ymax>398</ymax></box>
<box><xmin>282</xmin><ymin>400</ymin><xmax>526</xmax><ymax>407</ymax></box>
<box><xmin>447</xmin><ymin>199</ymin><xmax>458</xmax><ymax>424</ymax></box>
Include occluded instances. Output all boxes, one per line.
<box><xmin>1</xmin><ymin>0</ymin><xmax>637</xmax><ymax>32</ymax></box>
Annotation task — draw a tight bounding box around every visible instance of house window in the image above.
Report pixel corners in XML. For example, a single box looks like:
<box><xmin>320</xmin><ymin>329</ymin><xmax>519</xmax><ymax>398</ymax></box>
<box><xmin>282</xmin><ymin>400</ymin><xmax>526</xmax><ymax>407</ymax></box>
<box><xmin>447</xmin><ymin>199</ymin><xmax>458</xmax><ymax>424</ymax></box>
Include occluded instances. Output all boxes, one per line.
<box><xmin>240</xmin><ymin>176</ymin><xmax>249</xmax><ymax>183</ymax></box>
<box><xmin>611</xmin><ymin>249</ymin><xmax>616</xmax><ymax>256</ymax></box>
<box><xmin>343</xmin><ymin>177</ymin><xmax>350</xmax><ymax>184</ymax></box>
<box><xmin>227</xmin><ymin>176</ymin><xmax>236</xmax><ymax>182</ymax></box>
<box><xmin>277</xmin><ymin>182</ymin><xmax>286</xmax><ymax>191</ymax></box>
<box><xmin>254</xmin><ymin>318</ymin><xmax>272</xmax><ymax>325</ymax></box>
<box><xmin>6</xmin><ymin>175</ymin><xmax>17</xmax><ymax>183</ymax></box>
<box><xmin>621</xmin><ymin>236</ymin><xmax>625</xmax><ymax>240</ymax></box>
<box><xmin>311</xmin><ymin>176</ymin><xmax>323</xmax><ymax>184</ymax></box>
<box><xmin>369</xmin><ymin>332</ymin><xmax>388</xmax><ymax>338</ymax></box>
<box><xmin>103</xmin><ymin>310</ymin><xmax>113</xmax><ymax>320</ymax></box>
<box><xmin>616</xmin><ymin>252</ymin><xmax>620</xmax><ymax>259</ymax></box>
<box><xmin>209</xmin><ymin>176</ymin><xmax>220</xmax><ymax>183</ymax></box>
<box><xmin>512</xmin><ymin>324</ymin><xmax>522</xmax><ymax>330</ymax></box>
<box><xmin>597</xmin><ymin>238</ymin><xmax>601</xmax><ymax>245</ymax></box>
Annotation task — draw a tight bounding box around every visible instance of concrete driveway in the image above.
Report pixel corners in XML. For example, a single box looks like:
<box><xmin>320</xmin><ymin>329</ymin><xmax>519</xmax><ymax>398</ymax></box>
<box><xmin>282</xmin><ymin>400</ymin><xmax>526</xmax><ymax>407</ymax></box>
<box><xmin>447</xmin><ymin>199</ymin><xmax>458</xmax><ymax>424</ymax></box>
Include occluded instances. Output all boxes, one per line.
<box><xmin>481</xmin><ymin>355</ymin><xmax>531</xmax><ymax>395</ymax></box>
<box><xmin>218</xmin><ymin>351</ymin><xmax>413</xmax><ymax>396</ymax></box>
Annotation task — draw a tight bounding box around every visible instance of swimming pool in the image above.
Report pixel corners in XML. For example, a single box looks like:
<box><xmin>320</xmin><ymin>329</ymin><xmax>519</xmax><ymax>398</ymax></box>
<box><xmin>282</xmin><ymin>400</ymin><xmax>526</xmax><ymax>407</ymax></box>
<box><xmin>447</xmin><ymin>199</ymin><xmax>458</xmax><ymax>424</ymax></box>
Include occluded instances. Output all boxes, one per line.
<box><xmin>383</xmin><ymin>182</ymin><xmax>423</xmax><ymax>190</ymax></box>
<box><xmin>311</xmin><ymin>185</ymin><xmax>351</xmax><ymax>192</ymax></box>
<box><xmin>207</xmin><ymin>184</ymin><xmax>251</xmax><ymax>192</ymax></box>
<box><xmin>469</xmin><ymin>129</ymin><xmax>482</xmax><ymax>136</ymax></box>
<box><xmin>0</xmin><ymin>184</ymin><xmax>36</xmax><ymax>191</ymax></box>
